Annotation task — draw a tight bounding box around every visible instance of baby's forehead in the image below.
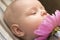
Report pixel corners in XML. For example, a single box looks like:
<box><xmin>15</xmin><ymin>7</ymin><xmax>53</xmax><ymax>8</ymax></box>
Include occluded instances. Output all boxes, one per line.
<box><xmin>14</xmin><ymin>0</ymin><xmax>44</xmax><ymax>8</ymax></box>
<box><xmin>9</xmin><ymin>0</ymin><xmax>45</xmax><ymax>15</ymax></box>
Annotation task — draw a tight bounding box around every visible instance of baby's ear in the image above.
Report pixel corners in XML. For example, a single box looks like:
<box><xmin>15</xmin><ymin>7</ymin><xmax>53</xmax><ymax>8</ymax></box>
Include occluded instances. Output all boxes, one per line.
<box><xmin>10</xmin><ymin>24</ymin><xmax>24</xmax><ymax>37</ymax></box>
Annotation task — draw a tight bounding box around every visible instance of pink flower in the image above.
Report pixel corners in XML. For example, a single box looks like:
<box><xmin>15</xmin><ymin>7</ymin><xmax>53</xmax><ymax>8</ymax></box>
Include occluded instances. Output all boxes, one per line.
<box><xmin>34</xmin><ymin>10</ymin><xmax>60</xmax><ymax>40</ymax></box>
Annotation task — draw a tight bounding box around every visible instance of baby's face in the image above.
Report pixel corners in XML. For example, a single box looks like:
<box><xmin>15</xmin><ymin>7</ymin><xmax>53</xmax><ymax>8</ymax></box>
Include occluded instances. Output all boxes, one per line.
<box><xmin>4</xmin><ymin>0</ymin><xmax>48</xmax><ymax>40</ymax></box>
<box><xmin>17</xmin><ymin>0</ymin><xmax>48</xmax><ymax>39</ymax></box>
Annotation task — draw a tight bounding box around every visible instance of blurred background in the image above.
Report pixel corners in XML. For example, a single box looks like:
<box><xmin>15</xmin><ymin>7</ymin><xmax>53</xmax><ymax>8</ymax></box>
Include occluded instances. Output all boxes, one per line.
<box><xmin>0</xmin><ymin>0</ymin><xmax>60</xmax><ymax>14</ymax></box>
<box><xmin>39</xmin><ymin>0</ymin><xmax>60</xmax><ymax>14</ymax></box>
<box><xmin>0</xmin><ymin>0</ymin><xmax>14</xmax><ymax>12</ymax></box>
<box><xmin>0</xmin><ymin>1</ymin><xmax>16</xmax><ymax>40</ymax></box>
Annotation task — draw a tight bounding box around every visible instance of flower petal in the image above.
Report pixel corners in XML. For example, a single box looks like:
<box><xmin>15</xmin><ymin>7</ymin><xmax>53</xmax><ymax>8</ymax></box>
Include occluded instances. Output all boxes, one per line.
<box><xmin>55</xmin><ymin>10</ymin><xmax>60</xmax><ymax>26</ymax></box>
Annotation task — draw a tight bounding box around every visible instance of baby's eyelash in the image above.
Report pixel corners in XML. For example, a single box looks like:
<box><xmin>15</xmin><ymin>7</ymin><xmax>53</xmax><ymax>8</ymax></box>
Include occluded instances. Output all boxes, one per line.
<box><xmin>28</xmin><ymin>12</ymin><xmax>36</xmax><ymax>16</ymax></box>
<box><xmin>33</xmin><ymin>12</ymin><xmax>36</xmax><ymax>15</ymax></box>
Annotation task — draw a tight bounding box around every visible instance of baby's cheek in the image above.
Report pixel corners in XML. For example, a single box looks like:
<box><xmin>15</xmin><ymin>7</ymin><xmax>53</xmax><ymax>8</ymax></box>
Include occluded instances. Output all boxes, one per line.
<box><xmin>24</xmin><ymin>16</ymin><xmax>43</xmax><ymax>30</ymax></box>
<box><xmin>25</xmin><ymin>15</ymin><xmax>43</xmax><ymax>24</ymax></box>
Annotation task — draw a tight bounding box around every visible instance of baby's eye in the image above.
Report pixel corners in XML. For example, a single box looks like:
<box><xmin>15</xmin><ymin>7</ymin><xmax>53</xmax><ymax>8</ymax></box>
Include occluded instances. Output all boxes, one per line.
<box><xmin>31</xmin><ymin>10</ymin><xmax>36</xmax><ymax>15</ymax></box>
<box><xmin>32</xmin><ymin>12</ymin><xmax>36</xmax><ymax>15</ymax></box>
<box><xmin>27</xmin><ymin>9</ymin><xmax>37</xmax><ymax>15</ymax></box>
<box><xmin>28</xmin><ymin>12</ymin><xmax>36</xmax><ymax>16</ymax></box>
<box><xmin>27</xmin><ymin>12</ymin><xmax>36</xmax><ymax>16</ymax></box>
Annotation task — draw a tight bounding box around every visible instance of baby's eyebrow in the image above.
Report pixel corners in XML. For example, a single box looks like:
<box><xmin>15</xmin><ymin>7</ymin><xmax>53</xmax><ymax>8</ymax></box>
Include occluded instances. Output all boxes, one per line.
<box><xmin>23</xmin><ymin>7</ymin><xmax>37</xmax><ymax>14</ymax></box>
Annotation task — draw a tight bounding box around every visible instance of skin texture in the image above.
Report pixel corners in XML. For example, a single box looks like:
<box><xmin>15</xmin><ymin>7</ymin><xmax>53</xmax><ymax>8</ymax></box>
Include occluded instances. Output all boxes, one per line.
<box><xmin>4</xmin><ymin>0</ymin><xmax>48</xmax><ymax>40</ymax></box>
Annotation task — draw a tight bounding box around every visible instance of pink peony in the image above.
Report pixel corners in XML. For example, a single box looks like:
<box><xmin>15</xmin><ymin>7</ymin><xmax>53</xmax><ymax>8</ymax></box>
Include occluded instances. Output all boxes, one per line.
<box><xmin>34</xmin><ymin>10</ymin><xmax>60</xmax><ymax>40</ymax></box>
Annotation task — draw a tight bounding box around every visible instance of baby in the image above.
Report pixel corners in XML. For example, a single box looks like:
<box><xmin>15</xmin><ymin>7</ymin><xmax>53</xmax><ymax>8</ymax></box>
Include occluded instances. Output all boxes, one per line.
<box><xmin>4</xmin><ymin>0</ymin><xmax>48</xmax><ymax>40</ymax></box>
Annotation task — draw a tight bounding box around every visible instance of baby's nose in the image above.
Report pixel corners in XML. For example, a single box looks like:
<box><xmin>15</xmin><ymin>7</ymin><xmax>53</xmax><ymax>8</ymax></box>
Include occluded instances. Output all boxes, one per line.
<box><xmin>40</xmin><ymin>10</ymin><xmax>48</xmax><ymax>16</ymax></box>
<box><xmin>41</xmin><ymin>11</ymin><xmax>47</xmax><ymax>16</ymax></box>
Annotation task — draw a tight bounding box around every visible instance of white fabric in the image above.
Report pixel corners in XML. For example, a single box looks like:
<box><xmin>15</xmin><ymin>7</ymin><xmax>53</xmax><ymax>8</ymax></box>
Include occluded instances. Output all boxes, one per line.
<box><xmin>0</xmin><ymin>8</ymin><xmax>19</xmax><ymax>40</ymax></box>
<box><xmin>55</xmin><ymin>31</ymin><xmax>60</xmax><ymax>37</ymax></box>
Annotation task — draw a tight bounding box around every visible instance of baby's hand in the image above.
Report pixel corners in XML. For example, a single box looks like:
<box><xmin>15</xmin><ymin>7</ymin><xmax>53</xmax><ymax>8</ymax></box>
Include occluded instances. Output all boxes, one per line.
<box><xmin>34</xmin><ymin>10</ymin><xmax>60</xmax><ymax>40</ymax></box>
